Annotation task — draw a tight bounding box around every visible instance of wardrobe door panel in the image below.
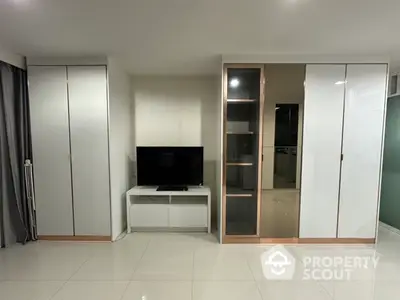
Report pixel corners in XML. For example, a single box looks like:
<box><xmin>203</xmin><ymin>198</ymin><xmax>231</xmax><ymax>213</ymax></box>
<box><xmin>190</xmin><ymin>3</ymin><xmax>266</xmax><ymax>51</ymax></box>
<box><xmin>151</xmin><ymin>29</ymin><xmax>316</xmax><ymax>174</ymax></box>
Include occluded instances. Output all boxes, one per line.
<box><xmin>28</xmin><ymin>66</ymin><xmax>74</xmax><ymax>235</ymax></box>
<box><xmin>299</xmin><ymin>64</ymin><xmax>346</xmax><ymax>238</ymax></box>
<box><xmin>68</xmin><ymin>66</ymin><xmax>111</xmax><ymax>236</ymax></box>
<box><xmin>338</xmin><ymin>64</ymin><xmax>387</xmax><ymax>238</ymax></box>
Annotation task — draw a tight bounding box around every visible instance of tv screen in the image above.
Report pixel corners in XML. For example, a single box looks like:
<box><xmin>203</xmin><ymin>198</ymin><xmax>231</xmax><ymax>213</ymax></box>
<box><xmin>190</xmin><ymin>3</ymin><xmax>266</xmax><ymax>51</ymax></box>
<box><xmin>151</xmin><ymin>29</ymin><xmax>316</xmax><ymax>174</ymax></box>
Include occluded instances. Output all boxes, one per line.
<box><xmin>136</xmin><ymin>146</ymin><xmax>203</xmax><ymax>186</ymax></box>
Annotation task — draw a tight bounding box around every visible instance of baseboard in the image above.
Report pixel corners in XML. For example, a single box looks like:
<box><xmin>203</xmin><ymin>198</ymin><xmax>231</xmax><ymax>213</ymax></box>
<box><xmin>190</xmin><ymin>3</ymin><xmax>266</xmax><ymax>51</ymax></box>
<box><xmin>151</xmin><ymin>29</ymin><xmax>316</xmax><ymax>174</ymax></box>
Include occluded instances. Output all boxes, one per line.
<box><xmin>130</xmin><ymin>227</ymin><xmax>207</xmax><ymax>232</ymax></box>
<box><xmin>260</xmin><ymin>238</ymin><xmax>299</xmax><ymax>244</ymax></box>
<box><xmin>38</xmin><ymin>235</ymin><xmax>111</xmax><ymax>242</ymax></box>
<box><xmin>379</xmin><ymin>221</ymin><xmax>400</xmax><ymax>236</ymax></box>
<box><xmin>222</xmin><ymin>236</ymin><xmax>260</xmax><ymax>244</ymax></box>
<box><xmin>222</xmin><ymin>236</ymin><xmax>375</xmax><ymax>244</ymax></box>
<box><xmin>297</xmin><ymin>238</ymin><xmax>375</xmax><ymax>244</ymax></box>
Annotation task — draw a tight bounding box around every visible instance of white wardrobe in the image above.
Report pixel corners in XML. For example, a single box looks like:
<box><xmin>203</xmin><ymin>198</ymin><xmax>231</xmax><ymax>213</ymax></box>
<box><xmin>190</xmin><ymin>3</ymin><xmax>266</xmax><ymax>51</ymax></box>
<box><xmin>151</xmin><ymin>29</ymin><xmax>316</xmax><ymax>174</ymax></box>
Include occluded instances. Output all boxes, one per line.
<box><xmin>29</xmin><ymin>65</ymin><xmax>111</xmax><ymax>237</ymax></box>
<box><xmin>300</xmin><ymin>64</ymin><xmax>388</xmax><ymax>239</ymax></box>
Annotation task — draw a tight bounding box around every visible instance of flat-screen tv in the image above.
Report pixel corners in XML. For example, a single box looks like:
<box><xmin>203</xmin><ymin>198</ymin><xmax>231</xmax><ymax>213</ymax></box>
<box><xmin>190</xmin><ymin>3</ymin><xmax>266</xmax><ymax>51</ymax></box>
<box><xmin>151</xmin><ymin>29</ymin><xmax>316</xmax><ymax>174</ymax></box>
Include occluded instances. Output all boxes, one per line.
<box><xmin>136</xmin><ymin>146</ymin><xmax>203</xmax><ymax>188</ymax></box>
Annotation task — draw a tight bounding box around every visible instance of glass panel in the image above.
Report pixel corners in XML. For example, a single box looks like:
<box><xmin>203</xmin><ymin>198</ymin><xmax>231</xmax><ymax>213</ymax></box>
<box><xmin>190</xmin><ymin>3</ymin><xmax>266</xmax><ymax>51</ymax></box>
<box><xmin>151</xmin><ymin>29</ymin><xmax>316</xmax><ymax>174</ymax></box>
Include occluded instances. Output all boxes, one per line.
<box><xmin>226</xmin><ymin>67</ymin><xmax>260</xmax><ymax>166</ymax></box>
<box><xmin>226</xmin><ymin>196</ymin><xmax>257</xmax><ymax>235</ymax></box>
<box><xmin>227</xmin><ymin>134</ymin><xmax>256</xmax><ymax>163</ymax></box>
<box><xmin>225</xmin><ymin>67</ymin><xmax>261</xmax><ymax>236</ymax></box>
<box><xmin>227</xmin><ymin>102</ymin><xmax>257</xmax><ymax>133</ymax></box>
<box><xmin>390</xmin><ymin>75</ymin><xmax>398</xmax><ymax>96</ymax></box>
<box><xmin>380</xmin><ymin>96</ymin><xmax>400</xmax><ymax>230</ymax></box>
<box><xmin>275</xmin><ymin>104</ymin><xmax>299</xmax><ymax>147</ymax></box>
<box><xmin>227</xmin><ymin>69</ymin><xmax>260</xmax><ymax>100</ymax></box>
<box><xmin>274</xmin><ymin>147</ymin><xmax>297</xmax><ymax>189</ymax></box>
<box><xmin>226</xmin><ymin>165</ymin><xmax>257</xmax><ymax>195</ymax></box>
<box><xmin>274</xmin><ymin>104</ymin><xmax>299</xmax><ymax>189</ymax></box>
<box><xmin>260</xmin><ymin>63</ymin><xmax>305</xmax><ymax>239</ymax></box>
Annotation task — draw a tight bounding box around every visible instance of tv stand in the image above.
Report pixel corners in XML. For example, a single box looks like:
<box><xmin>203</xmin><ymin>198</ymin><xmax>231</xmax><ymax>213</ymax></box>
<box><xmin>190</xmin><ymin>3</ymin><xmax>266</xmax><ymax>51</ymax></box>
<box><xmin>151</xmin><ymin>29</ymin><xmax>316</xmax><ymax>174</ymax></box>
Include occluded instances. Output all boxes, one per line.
<box><xmin>126</xmin><ymin>186</ymin><xmax>211</xmax><ymax>233</ymax></box>
<box><xmin>157</xmin><ymin>185</ymin><xmax>188</xmax><ymax>191</ymax></box>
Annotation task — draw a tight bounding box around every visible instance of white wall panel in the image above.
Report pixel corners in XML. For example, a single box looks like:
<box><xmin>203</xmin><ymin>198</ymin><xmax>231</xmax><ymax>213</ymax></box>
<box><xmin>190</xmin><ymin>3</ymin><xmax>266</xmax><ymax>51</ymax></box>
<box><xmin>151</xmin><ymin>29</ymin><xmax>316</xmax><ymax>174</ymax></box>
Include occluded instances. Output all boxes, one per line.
<box><xmin>338</xmin><ymin>64</ymin><xmax>387</xmax><ymax>238</ymax></box>
<box><xmin>68</xmin><ymin>66</ymin><xmax>111</xmax><ymax>236</ymax></box>
<box><xmin>108</xmin><ymin>58</ymin><xmax>132</xmax><ymax>241</ymax></box>
<box><xmin>133</xmin><ymin>77</ymin><xmax>215</xmax><ymax>155</ymax></box>
<box><xmin>300</xmin><ymin>64</ymin><xmax>346</xmax><ymax>238</ymax></box>
<box><xmin>133</xmin><ymin>78</ymin><xmax>201</xmax><ymax>147</ymax></box>
<box><xmin>28</xmin><ymin>66</ymin><xmax>74</xmax><ymax>235</ymax></box>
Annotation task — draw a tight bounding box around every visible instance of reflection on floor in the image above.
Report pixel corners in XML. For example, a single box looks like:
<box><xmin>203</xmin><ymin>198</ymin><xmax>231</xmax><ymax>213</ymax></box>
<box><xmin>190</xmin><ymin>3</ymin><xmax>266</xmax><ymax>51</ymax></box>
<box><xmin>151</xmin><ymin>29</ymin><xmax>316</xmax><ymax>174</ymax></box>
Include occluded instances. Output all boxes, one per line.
<box><xmin>1</xmin><ymin>226</ymin><xmax>400</xmax><ymax>299</ymax></box>
<box><xmin>260</xmin><ymin>189</ymin><xmax>299</xmax><ymax>238</ymax></box>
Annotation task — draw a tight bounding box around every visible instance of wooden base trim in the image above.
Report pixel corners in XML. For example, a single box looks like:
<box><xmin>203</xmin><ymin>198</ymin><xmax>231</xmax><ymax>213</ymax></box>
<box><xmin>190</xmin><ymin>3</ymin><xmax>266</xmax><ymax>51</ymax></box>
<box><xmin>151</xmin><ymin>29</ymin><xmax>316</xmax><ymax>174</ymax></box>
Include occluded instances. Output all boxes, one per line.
<box><xmin>38</xmin><ymin>235</ymin><xmax>111</xmax><ymax>242</ymax></box>
<box><xmin>297</xmin><ymin>238</ymin><xmax>375</xmax><ymax>244</ymax></box>
<box><xmin>260</xmin><ymin>238</ymin><xmax>299</xmax><ymax>244</ymax></box>
<box><xmin>222</xmin><ymin>236</ymin><xmax>260</xmax><ymax>244</ymax></box>
<box><xmin>222</xmin><ymin>237</ymin><xmax>376</xmax><ymax>244</ymax></box>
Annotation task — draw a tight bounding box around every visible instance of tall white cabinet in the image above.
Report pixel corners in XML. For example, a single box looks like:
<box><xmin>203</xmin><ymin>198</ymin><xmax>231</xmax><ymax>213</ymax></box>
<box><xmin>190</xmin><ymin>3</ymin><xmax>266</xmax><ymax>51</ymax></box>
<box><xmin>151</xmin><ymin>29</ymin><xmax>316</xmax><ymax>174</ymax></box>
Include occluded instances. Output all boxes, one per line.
<box><xmin>68</xmin><ymin>66</ymin><xmax>110</xmax><ymax>236</ymax></box>
<box><xmin>29</xmin><ymin>65</ymin><xmax>111</xmax><ymax>237</ymax></box>
<box><xmin>300</xmin><ymin>65</ymin><xmax>346</xmax><ymax>238</ymax></box>
<box><xmin>29</xmin><ymin>66</ymin><xmax>74</xmax><ymax>235</ymax></box>
<box><xmin>300</xmin><ymin>64</ymin><xmax>388</xmax><ymax>239</ymax></box>
<box><xmin>338</xmin><ymin>64</ymin><xmax>387</xmax><ymax>238</ymax></box>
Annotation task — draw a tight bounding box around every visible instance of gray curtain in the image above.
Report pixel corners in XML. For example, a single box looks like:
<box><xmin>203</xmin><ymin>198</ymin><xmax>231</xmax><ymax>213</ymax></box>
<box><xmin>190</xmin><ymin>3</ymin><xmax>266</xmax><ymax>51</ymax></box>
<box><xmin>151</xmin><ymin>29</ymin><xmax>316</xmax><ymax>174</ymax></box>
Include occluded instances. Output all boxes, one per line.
<box><xmin>0</xmin><ymin>61</ymin><xmax>36</xmax><ymax>247</ymax></box>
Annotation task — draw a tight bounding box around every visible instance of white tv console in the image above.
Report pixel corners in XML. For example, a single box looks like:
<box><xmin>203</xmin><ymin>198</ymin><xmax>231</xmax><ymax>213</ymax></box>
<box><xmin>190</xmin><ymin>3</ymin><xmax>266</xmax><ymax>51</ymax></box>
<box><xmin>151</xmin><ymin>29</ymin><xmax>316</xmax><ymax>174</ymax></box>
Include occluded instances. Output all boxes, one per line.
<box><xmin>126</xmin><ymin>186</ymin><xmax>211</xmax><ymax>233</ymax></box>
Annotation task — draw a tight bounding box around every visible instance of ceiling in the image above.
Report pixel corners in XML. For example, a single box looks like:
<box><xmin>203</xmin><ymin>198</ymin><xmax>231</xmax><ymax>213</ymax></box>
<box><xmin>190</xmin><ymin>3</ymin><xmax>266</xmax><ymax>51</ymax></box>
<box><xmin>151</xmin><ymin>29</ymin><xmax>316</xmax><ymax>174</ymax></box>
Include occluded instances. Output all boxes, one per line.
<box><xmin>0</xmin><ymin>0</ymin><xmax>399</xmax><ymax>75</ymax></box>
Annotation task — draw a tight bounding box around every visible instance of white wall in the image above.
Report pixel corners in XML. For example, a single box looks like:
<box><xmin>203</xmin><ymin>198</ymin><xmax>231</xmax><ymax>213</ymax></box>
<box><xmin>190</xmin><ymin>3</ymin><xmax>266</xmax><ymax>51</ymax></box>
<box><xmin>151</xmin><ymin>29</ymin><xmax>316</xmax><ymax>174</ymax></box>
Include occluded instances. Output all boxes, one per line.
<box><xmin>108</xmin><ymin>58</ymin><xmax>132</xmax><ymax>241</ymax></box>
<box><xmin>132</xmin><ymin>76</ymin><xmax>218</xmax><ymax>161</ymax></box>
<box><xmin>0</xmin><ymin>45</ymin><xmax>25</xmax><ymax>69</ymax></box>
<box><xmin>131</xmin><ymin>76</ymin><xmax>219</xmax><ymax>223</ymax></box>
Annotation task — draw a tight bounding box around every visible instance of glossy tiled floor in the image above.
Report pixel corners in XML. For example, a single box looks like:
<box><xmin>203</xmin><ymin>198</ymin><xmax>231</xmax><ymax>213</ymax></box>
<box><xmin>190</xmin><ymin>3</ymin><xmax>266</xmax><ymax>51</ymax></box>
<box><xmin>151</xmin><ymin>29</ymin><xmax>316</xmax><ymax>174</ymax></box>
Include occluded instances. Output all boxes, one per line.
<box><xmin>1</xmin><ymin>226</ymin><xmax>400</xmax><ymax>299</ymax></box>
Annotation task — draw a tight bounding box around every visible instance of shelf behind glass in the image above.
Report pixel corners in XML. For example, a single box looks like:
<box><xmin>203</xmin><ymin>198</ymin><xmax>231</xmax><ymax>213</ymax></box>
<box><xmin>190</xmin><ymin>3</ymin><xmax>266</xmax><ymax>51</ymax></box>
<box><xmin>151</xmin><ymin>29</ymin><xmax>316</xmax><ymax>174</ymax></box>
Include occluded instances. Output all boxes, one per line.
<box><xmin>226</xmin><ymin>164</ymin><xmax>257</xmax><ymax>195</ymax></box>
<box><xmin>226</xmin><ymin>133</ymin><xmax>257</xmax><ymax>163</ymax></box>
<box><xmin>226</xmin><ymin>196</ymin><xmax>257</xmax><ymax>235</ymax></box>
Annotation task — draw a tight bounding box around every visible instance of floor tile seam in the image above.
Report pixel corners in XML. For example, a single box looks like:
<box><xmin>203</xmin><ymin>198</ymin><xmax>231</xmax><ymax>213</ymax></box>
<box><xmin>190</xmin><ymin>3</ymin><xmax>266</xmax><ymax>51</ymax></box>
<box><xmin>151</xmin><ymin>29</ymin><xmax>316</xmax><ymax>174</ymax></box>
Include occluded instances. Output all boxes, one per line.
<box><xmin>245</xmin><ymin>254</ymin><xmax>263</xmax><ymax>299</ymax></box>
<box><xmin>129</xmin><ymin>237</ymin><xmax>151</xmax><ymax>280</ymax></box>
<box><xmin>64</xmin><ymin>253</ymin><xmax>94</xmax><ymax>282</ymax></box>
<box><xmin>314</xmin><ymin>281</ymin><xmax>335</xmax><ymax>299</ymax></box>
<box><xmin>47</xmin><ymin>252</ymin><xmax>95</xmax><ymax>299</ymax></box>
<box><xmin>48</xmin><ymin>280</ymin><xmax>69</xmax><ymax>300</ymax></box>
<box><xmin>117</xmin><ymin>281</ymin><xmax>131</xmax><ymax>300</ymax></box>
<box><xmin>191</xmin><ymin>251</ymin><xmax>195</xmax><ymax>300</ymax></box>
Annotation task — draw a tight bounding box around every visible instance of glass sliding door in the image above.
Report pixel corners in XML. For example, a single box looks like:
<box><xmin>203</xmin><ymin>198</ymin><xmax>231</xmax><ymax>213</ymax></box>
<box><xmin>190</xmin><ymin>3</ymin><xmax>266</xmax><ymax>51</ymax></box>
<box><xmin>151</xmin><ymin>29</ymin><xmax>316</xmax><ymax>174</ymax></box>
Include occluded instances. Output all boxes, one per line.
<box><xmin>380</xmin><ymin>96</ymin><xmax>400</xmax><ymax>230</ymax></box>
<box><xmin>223</xmin><ymin>65</ymin><xmax>264</xmax><ymax>238</ymax></box>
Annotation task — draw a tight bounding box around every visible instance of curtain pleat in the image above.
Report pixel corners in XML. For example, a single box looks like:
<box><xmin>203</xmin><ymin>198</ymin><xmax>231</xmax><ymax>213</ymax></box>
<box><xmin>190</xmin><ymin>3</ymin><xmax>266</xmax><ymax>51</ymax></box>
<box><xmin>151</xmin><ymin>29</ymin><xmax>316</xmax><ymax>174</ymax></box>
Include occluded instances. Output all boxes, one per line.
<box><xmin>0</xmin><ymin>61</ymin><xmax>36</xmax><ymax>247</ymax></box>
